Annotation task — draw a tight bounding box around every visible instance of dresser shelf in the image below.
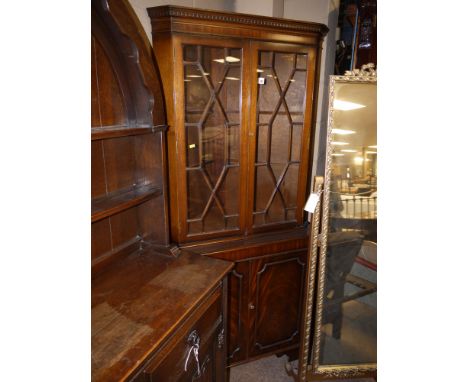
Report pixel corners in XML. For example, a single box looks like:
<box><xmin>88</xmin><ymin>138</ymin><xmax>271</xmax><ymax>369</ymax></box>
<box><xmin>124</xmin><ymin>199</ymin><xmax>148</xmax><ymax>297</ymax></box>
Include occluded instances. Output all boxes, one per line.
<box><xmin>91</xmin><ymin>184</ymin><xmax>162</xmax><ymax>223</ymax></box>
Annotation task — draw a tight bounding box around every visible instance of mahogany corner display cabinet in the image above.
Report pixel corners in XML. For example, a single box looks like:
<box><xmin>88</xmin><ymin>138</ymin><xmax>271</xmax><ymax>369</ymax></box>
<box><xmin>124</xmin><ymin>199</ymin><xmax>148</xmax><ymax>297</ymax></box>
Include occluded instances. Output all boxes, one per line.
<box><xmin>148</xmin><ymin>6</ymin><xmax>328</xmax><ymax>367</ymax></box>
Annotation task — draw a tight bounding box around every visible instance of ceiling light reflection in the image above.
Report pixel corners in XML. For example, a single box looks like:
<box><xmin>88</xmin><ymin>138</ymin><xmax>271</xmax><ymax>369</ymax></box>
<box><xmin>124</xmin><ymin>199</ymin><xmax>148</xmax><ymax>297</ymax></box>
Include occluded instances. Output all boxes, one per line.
<box><xmin>225</xmin><ymin>56</ymin><xmax>240</xmax><ymax>62</ymax></box>
<box><xmin>332</xmin><ymin>128</ymin><xmax>356</xmax><ymax>135</ymax></box>
<box><xmin>334</xmin><ymin>100</ymin><xmax>366</xmax><ymax>111</ymax></box>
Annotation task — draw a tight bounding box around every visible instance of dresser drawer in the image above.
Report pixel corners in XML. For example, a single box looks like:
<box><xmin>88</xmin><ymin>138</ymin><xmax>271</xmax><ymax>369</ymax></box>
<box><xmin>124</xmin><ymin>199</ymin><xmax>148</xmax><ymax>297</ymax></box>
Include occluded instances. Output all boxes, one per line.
<box><xmin>141</xmin><ymin>284</ymin><xmax>225</xmax><ymax>382</ymax></box>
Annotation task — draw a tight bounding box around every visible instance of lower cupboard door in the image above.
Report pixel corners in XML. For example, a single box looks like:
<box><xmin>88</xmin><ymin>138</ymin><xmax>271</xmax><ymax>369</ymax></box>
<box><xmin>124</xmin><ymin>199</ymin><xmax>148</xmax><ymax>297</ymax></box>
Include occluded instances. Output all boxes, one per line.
<box><xmin>248</xmin><ymin>250</ymin><xmax>307</xmax><ymax>357</ymax></box>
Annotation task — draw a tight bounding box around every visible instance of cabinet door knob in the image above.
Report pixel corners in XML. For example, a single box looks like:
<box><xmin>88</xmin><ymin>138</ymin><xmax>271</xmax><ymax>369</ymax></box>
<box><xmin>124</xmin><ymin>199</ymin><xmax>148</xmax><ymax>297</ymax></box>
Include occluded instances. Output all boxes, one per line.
<box><xmin>249</xmin><ymin>303</ymin><xmax>255</xmax><ymax>310</ymax></box>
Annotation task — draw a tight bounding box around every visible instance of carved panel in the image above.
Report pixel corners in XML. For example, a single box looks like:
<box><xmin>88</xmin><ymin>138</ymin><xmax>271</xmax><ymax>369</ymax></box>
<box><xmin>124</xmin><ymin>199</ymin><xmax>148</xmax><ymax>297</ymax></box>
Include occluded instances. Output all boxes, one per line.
<box><xmin>249</xmin><ymin>251</ymin><xmax>306</xmax><ymax>356</ymax></box>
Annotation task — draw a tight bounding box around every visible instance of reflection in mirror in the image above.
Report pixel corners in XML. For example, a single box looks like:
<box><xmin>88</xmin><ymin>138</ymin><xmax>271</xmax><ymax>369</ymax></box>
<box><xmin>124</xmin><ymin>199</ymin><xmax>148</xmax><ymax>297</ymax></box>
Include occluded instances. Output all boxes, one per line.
<box><xmin>322</xmin><ymin>78</ymin><xmax>376</xmax><ymax>367</ymax></box>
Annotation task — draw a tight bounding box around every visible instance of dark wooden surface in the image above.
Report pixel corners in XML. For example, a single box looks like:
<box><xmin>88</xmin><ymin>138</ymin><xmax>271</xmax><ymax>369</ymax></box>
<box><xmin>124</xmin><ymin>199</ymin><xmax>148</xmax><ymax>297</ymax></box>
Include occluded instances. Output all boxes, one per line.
<box><xmin>92</xmin><ymin>248</ymin><xmax>233</xmax><ymax>381</ymax></box>
<box><xmin>139</xmin><ymin>280</ymin><xmax>226</xmax><ymax>382</ymax></box>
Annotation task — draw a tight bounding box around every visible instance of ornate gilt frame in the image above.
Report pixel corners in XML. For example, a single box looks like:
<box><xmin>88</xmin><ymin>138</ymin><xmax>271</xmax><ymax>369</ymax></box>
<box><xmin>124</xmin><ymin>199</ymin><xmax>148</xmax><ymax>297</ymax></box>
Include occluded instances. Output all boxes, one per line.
<box><xmin>298</xmin><ymin>64</ymin><xmax>377</xmax><ymax>381</ymax></box>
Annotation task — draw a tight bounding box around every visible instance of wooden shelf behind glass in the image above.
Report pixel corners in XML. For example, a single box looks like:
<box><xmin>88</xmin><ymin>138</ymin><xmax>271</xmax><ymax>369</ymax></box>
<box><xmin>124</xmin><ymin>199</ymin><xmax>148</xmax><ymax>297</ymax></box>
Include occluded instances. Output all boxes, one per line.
<box><xmin>92</xmin><ymin>184</ymin><xmax>163</xmax><ymax>223</ymax></box>
<box><xmin>91</xmin><ymin>125</ymin><xmax>168</xmax><ymax>140</ymax></box>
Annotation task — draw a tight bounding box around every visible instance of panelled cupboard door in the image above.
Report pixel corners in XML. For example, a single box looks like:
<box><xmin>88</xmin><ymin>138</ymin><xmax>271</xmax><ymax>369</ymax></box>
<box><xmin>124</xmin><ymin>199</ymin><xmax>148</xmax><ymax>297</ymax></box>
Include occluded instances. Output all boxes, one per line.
<box><xmin>247</xmin><ymin>42</ymin><xmax>318</xmax><ymax>234</ymax></box>
<box><xmin>247</xmin><ymin>250</ymin><xmax>307</xmax><ymax>357</ymax></box>
<box><xmin>172</xmin><ymin>35</ymin><xmax>250</xmax><ymax>243</ymax></box>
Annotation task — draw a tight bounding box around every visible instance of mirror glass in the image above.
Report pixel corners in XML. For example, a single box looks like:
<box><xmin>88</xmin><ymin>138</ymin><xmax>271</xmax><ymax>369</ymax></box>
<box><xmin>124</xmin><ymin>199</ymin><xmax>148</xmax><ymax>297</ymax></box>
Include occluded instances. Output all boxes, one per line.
<box><xmin>320</xmin><ymin>79</ymin><xmax>377</xmax><ymax>366</ymax></box>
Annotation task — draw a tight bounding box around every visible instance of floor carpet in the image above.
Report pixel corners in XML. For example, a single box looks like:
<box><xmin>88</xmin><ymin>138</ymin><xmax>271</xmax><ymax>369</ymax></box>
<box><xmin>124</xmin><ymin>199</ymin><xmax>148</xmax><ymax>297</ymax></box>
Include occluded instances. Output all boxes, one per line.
<box><xmin>229</xmin><ymin>355</ymin><xmax>374</xmax><ymax>382</ymax></box>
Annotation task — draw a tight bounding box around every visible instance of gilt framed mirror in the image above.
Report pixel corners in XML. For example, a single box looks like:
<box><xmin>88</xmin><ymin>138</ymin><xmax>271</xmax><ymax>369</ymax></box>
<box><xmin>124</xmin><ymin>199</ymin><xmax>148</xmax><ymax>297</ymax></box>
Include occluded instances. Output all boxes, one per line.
<box><xmin>298</xmin><ymin>64</ymin><xmax>377</xmax><ymax>381</ymax></box>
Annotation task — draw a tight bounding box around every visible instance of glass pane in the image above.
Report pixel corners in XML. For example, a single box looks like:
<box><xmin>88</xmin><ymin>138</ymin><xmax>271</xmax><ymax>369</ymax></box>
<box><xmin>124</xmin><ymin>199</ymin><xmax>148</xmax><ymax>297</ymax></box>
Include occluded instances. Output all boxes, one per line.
<box><xmin>319</xmin><ymin>81</ymin><xmax>377</xmax><ymax>366</ymax></box>
<box><xmin>270</xmin><ymin>111</ymin><xmax>290</xmax><ymax>164</ymax></box>
<box><xmin>183</xmin><ymin>44</ymin><xmax>242</xmax><ymax>235</ymax></box>
<box><xmin>254</xmin><ymin>50</ymin><xmax>308</xmax><ymax>228</ymax></box>
<box><xmin>256</xmin><ymin>121</ymin><xmax>269</xmax><ymax>163</ymax></box>
<box><xmin>291</xmin><ymin>124</ymin><xmax>303</xmax><ymax>162</ymax></box>
<box><xmin>218</xmin><ymin>166</ymin><xmax>240</xmax><ymax>216</ymax></box>
<box><xmin>184</xmin><ymin>65</ymin><xmax>210</xmax><ymax>121</ymax></box>
<box><xmin>185</xmin><ymin>125</ymin><xmax>199</xmax><ymax>168</ymax></box>
<box><xmin>296</xmin><ymin>54</ymin><xmax>307</xmax><ymax>70</ymax></box>
<box><xmin>274</xmin><ymin>53</ymin><xmax>295</xmax><ymax>89</ymax></box>
<box><xmin>281</xmin><ymin>163</ymin><xmax>299</xmax><ymax>209</ymax></box>
<box><xmin>286</xmin><ymin>70</ymin><xmax>306</xmax><ymax>117</ymax></box>
<box><xmin>187</xmin><ymin>170</ymin><xmax>210</xmax><ymax>219</ymax></box>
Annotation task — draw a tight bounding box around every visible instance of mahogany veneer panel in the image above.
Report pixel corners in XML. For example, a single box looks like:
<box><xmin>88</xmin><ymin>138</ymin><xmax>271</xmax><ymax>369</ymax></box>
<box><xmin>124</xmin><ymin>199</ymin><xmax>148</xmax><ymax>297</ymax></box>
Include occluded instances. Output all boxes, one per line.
<box><xmin>248</xmin><ymin>250</ymin><xmax>306</xmax><ymax>358</ymax></box>
<box><xmin>92</xmin><ymin>248</ymin><xmax>233</xmax><ymax>382</ymax></box>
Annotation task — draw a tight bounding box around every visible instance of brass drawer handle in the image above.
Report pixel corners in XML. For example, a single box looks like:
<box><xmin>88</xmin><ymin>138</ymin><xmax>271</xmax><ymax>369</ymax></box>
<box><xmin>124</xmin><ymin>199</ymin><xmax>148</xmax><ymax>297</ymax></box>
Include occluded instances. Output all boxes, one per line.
<box><xmin>184</xmin><ymin>330</ymin><xmax>201</xmax><ymax>376</ymax></box>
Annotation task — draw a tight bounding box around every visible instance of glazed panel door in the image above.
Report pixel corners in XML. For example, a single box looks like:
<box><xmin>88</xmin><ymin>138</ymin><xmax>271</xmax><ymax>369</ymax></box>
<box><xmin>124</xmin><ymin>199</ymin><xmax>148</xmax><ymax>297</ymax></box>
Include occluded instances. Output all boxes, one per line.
<box><xmin>174</xmin><ymin>36</ymin><xmax>250</xmax><ymax>242</ymax></box>
<box><xmin>247</xmin><ymin>42</ymin><xmax>318</xmax><ymax>233</ymax></box>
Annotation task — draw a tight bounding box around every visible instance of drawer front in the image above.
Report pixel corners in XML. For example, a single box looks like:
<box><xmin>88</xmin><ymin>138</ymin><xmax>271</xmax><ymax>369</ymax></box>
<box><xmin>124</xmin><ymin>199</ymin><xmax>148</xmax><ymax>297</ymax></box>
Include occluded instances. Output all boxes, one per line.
<box><xmin>142</xmin><ymin>284</ymin><xmax>225</xmax><ymax>382</ymax></box>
